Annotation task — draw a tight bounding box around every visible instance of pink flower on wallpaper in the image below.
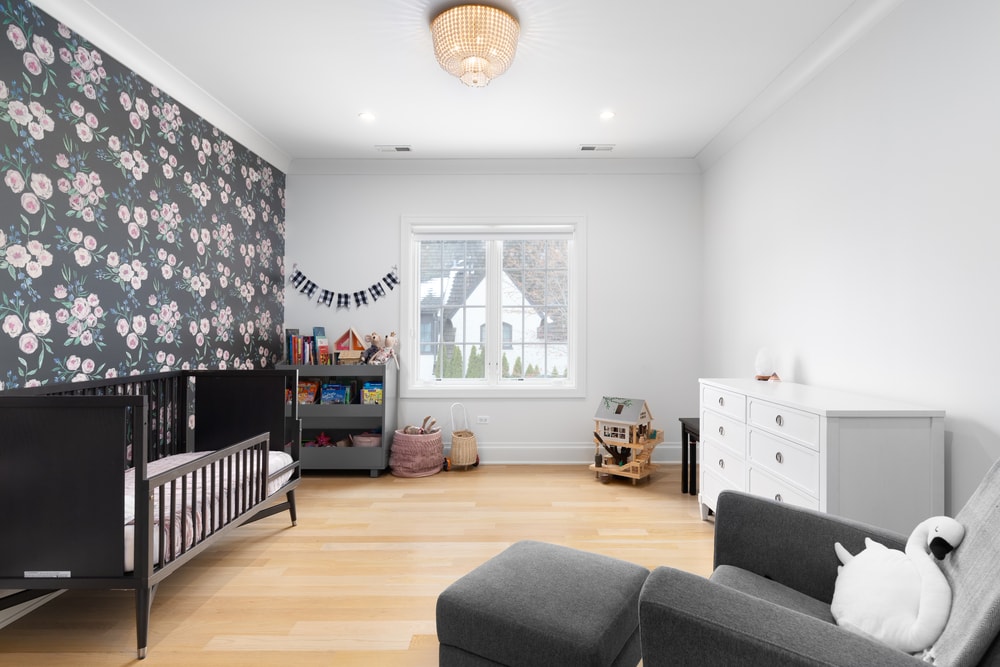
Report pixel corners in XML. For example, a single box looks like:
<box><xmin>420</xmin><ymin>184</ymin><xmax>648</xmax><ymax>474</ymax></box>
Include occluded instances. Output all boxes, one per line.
<box><xmin>19</xmin><ymin>332</ymin><xmax>39</xmax><ymax>354</ymax></box>
<box><xmin>74</xmin><ymin>247</ymin><xmax>92</xmax><ymax>267</ymax></box>
<box><xmin>20</xmin><ymin>193</ymin><xmax>40</xmax><ymax>214</ymax></box>
<box><xmin>76</xmin><ymin>123</ymin><xmax>93</xmax><ymax>142</ymax></box>
<box><xmin>32</xmin><ymin>35</ymin><xmax>55</xmax><ymax>64</ymax></box>
<box><xmin>66</xmin><ymin>355</ymin><xmax>81</xmax><ymax>370</ymax></box>
<box><xmin>81</xmin><ymin>358</ymin><xmax>95</xmax><ymax>374</ymax></box>
<box><xmin>8</xmin><ymin>100</ymin><xmax>30</xmax><ymax>125</ymax></box>
<box><xmin>53</xmin><ymin>284</ymin><xmax>68</xmax><ymax>299</ymax></box>
<box><xmin>27</xmin><ymin>310</ymin><xmax>51</xmax><ymax>336</ymax></box>
<box><xmin>67</xmin><ymin>227</ymin><xmax>83</xmax><ymax>243</ymax></box>
<box><xmin>22</xmin><ymin>52</ymin><xmax>42</xmax><ymax>76</ymax></box>
<box><xmin>3</xmin><ymin>314</ymin><xmax>22</xmax><ymax>337</ymax></box>
<box><xmin>6</xmin><ymin>25</ymin><xmax>26</xmax><ymax>50</ymax></box>
<box><xmin>6</xmin><ymin>244</ymin><xmax>28</xmax><ymax>267</ymax></box>
<box><xmin>116</xmin><ymin>318</ymin><xmax>129</xmax><ymax>336</ymax></box>
<box><xmin>75</xmin><ymin>46</ymin><xmax>93</xmax><ymax>70</ymax></box>
<box><xmin>5</xmin><ymin>169</ymin><xmax>25</xmax><ymax>192</ymax></box>
<box><xmin>125</xmin><ymin>332</ymin><xmax>139</xmax><ymax>350</ymax></box>
<box><xmin>30</xmin><ymin>173</ymin><xmax>53</xmax><ymax>199</ymax></box>
<box><xmin>83</xmin><ymin>235</ymin><xmax>97</xmax><ymax>251</ymax></box>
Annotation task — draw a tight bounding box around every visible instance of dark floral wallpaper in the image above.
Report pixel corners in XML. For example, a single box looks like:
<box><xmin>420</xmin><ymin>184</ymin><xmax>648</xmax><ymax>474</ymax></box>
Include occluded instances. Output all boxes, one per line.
<box><xmin>0</xmin><ymin>1</ymin><xmax>285</xmax><ymax>388</ymax></box>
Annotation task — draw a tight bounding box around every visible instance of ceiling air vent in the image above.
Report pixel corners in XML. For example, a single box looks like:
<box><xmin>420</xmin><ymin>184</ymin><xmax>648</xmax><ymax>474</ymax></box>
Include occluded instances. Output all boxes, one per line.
<box><xmin>375</xmin><ymin>145</ymin><xmax>412</xmax><ymax>152</ymax></box>
<box><xmin>580</xmin><ymin>144</ymin><xmax>615</xmax><ymax>152</ymax></box>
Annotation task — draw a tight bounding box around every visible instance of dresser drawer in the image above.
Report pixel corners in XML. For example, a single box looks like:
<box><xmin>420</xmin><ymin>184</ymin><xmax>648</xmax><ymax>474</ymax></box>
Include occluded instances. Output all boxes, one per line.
<box><xmin>702</xmin><ymin>384</ymin><xmax>746</xmax><ymax>422</ymax></box>
<box><xmin>748</xmin><ymin>429</ymin><xmax>819</xmax><ymax>496</ymax></box>
<box><xmin>700</xmin><ymin>467</ymin><xmax>732</xmax><ymax>516</ymax></box>
<box><xmin>701</xmin><ymin>409</ymin><xmax>746</xmax><ymax>455</ymax></box>
<box><xmin>749</xmin><ymin>468</ymin><xmax>818</xmax><ymax>511</ymax></box>
<box><xmin>702</xmin><ymin>439</ymin><xmax>745</xmax><ymax>490</ymax></box>
<box><xmin>748</xmin><ymin>398</ymin><xmax>820</xmax><ymax>450</ymax></box>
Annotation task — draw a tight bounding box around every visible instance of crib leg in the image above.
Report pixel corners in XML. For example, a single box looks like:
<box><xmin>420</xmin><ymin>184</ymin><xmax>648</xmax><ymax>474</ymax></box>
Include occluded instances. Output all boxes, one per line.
<box><xmin>286</xmin><ymin>489</ymin><xmax>297</xmax><ymax>526</ymax></box>
<box><xmin>135</xmin><ymin>584</ymin><xmax>156</xmax><ymax>659</ymax></box>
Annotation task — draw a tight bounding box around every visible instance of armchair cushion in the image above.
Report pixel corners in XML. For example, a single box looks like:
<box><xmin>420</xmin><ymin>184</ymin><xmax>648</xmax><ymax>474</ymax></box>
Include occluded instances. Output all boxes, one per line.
<box><xmin>639</xmin><ymin>566</ymin><xmax>925</xmax><ymax>667</ymax></box>
<box><xmin>711</xmin><ymin>564</ymin><xmax>833</xmax><ymax>623</ymax></box>
<box><xmin>925</xmin><ymin>458</ymin><xmax>1000</xmax><ymax>666</ymax></box>
<box><xmin>713</xmin><ymin>491</ymin><xmax>906</xmax><ymax>603</ymax></box>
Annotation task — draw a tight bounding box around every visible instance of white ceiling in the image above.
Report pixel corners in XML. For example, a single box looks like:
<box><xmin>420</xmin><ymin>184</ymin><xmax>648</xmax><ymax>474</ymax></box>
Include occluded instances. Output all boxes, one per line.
<box><xmin>34</xmin><ymin>0</ymin><xmax>902</xmax><ymax>171</ymax></box>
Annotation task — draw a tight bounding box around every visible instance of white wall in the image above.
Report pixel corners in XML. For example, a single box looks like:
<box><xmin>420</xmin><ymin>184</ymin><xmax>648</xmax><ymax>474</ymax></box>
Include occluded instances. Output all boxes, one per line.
<box><xmin>286</xmin><ymin>160</ymin><xmax>702</xmax><ymax>462</ymax></box>
<box><xmin>701</xmin><ymin>0</ymin><xmax>1000</xmax><ymax>513</ymax></box>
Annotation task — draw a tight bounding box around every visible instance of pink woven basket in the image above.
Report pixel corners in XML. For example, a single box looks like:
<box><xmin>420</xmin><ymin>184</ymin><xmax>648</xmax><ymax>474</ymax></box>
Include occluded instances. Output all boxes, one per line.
<box><xmin>389</xmin><ymin>429</ymin><xmax>443</xmax><ymax>477</ymax></box>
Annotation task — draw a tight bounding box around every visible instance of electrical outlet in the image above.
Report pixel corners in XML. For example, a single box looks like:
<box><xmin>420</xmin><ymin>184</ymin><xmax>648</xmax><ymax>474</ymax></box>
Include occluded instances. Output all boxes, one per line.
<box><xmin>477</xmin><ymin>415</ymin><xmax>490</xmax><ymax>424</ymax></box>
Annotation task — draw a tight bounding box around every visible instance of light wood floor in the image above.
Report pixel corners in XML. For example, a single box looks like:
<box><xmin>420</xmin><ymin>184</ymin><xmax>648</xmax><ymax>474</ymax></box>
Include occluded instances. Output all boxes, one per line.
<box><xmin>0</xmin><ymin>464</ymin><xmax>713</xmax><ymax>666</ymax></box>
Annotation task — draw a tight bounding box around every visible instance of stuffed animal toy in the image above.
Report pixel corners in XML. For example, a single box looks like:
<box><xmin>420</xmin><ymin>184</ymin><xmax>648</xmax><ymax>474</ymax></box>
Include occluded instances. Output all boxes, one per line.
<box><xmin>831</xmin><ymin>516</ymin><xmax>966</xmax><ymax>654</ymax></box>
<box><xmin>369</xmin><ymin>331</ymin><xmax>399</xmax><ymax>368</ymax></box>
<box><xmin>361</xmin><ymin>332</ymin><xmax>383</xmax><ymax>364</ymax></box>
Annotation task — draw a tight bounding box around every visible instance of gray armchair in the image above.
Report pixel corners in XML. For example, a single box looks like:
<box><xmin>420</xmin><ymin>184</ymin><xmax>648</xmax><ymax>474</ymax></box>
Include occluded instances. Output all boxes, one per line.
<box><xmin>639</xmin><ymin>463</ymin><xmax>1000</xmax><ymax>667</ymax></box>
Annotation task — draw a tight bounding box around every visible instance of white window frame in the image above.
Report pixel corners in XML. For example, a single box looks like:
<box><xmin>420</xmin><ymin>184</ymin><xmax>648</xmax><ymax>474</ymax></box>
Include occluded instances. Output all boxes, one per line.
<box><xmin>400</xmin><ymin>216</ymin><xmax>587</xmax><ymax>398</ymax></box>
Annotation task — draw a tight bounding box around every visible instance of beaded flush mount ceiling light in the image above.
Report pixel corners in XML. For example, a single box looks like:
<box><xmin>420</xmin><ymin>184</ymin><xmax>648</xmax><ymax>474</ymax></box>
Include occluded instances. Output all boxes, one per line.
<box><xmin>431</xmin><ymin>4</ymin><xmax>520</xmax><ymax>87</ymax></box>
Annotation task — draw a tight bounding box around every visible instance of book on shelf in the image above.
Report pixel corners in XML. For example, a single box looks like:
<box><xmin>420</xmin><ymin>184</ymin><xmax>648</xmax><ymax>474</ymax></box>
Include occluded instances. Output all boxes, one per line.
<box><xmin>297</xmin><ymin>380</ymin><xmax>320</xmax><ymax>404</ymax></box>
<box><xmin>320</xmin><ymin>383</ymin><xmax>350</xmax><ymax>404</ymax></box>
<box><xmin>362</xmin><ymin>381</ymin><xmax>383</xmax><ymax>405</ymax></box>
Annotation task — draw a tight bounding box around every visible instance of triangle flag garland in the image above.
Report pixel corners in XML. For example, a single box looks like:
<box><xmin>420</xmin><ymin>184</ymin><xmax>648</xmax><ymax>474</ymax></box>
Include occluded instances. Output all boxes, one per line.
<box><xmin>288</xmin><ymin>264</ymin><xmax>401</xmax><ymax>309</ymax></box>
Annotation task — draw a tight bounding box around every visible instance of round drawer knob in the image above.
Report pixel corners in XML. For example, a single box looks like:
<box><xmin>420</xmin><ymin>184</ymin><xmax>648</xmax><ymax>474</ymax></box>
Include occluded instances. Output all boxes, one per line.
<box><xmin>718</xmin><ymin>396</ymin><xmax>725</xmax><ymax>407</ymax></box>
<box><xmin>775</xmin><ymin>415</ymin><xmax>784</xmax><ymax>427</ymax></box>
<box><xmin>718</xmin><ymin>426</ymin><xmax>725</xmax><ymax>436</ymax></box>
<box><xmin>718</xmin><ymin>459</ymin><xmax>725</xmax><ymax>469</ymax></box>
<box><xmin>774</xmin><ymin>493</ymin><xmax>783</xmax><ymax>502</ymax></box>
<box><xmin>775</xmin><ymin>452</ymin><xmax>784</xmax><ymax>464</ymax></box>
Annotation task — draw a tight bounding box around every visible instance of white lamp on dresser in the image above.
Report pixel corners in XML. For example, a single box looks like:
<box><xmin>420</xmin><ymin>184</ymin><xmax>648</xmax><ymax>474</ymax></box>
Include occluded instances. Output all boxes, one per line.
<box><xmin>698</xmin><ymin>378</ymin><xmax>944</xmax><ymax>535</ymax></box>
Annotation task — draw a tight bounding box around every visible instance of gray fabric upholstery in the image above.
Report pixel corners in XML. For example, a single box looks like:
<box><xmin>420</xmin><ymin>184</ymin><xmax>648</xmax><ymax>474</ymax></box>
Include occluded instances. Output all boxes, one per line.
<box><xmin>436</xmin><ymin>540</ymin><xmax>649</xmax><ymax>666</ymax></box>
<box><xmin>711</xmin><ymin>564</ymin><xmax>834</xmax><ymax>623</ymax></box>
<box><xmin>640</xmin><ymin>485</ymin><xmax>1000</xmax><ymax>666</ymax></box>
<box><xmin>640</xmin><ymin>566</ymin><xmax>927</xmax><ymax>667</ymax></box>
<box><xmin>713</xmin><ymin>491</ymin><xmax>906</xmax><ymax>603</ymax></box>
<box><xmin>926</xmin><ymin>458</ymin><xmax>1000</xmax><ymax>666</ymax></box>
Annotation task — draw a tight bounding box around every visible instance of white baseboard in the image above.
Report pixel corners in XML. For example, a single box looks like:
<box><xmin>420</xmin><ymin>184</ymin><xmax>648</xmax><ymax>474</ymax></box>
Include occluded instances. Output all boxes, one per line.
<box><xmin>444</xmin><ymin>440</ymin><xmax>685</xmax><ymax>465</ymax></box>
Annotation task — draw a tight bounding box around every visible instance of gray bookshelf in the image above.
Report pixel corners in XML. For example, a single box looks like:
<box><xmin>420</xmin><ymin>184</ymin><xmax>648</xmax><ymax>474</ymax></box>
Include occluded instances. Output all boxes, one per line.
<box><xmin>281</xmin><ymin>363</ymin><xmax>398</xmax><ymax>477</ymax></box>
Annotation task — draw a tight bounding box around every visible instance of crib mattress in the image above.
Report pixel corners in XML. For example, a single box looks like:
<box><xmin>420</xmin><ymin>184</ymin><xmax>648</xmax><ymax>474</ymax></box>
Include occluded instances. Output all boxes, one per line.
<box><xmin>123</xmin><ymin>450</ymin><xmax>294</xmax><ymax>571</ymax></box>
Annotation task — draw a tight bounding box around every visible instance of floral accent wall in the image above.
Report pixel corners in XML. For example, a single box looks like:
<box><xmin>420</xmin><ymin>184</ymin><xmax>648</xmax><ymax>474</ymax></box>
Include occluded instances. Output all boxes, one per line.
<box><xmin>0</xmin><ymin>1</ymin><xmax>285</xmax><ymax>388</ymax></box>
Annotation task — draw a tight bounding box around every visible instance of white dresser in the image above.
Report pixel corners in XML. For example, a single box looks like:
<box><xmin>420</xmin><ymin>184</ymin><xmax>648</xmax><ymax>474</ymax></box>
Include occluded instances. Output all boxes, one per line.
<box><xmin>698</xmin><ymin>378</ymin><xmax>944</xmax><ymax>535</ymax></box>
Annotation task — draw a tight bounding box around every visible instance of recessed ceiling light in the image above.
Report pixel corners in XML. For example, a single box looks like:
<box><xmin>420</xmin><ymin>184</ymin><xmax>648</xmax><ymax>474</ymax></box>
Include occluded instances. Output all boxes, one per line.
<box><xmin>599</xmin><ymin>110</ymin><xmax>616</xmax><ymax>120</ymax></box>
<box><xmin>358</xmin><ymin>111</ymin><xmax>376</xmax><ymax>122</ymax></box>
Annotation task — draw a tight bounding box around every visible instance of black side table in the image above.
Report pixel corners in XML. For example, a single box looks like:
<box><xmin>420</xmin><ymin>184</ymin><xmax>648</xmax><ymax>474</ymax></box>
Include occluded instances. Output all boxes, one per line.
<box><xmin>678</xmin><ymin>417</ymin><xmax>700</xmax><ymax>496</ymax></box>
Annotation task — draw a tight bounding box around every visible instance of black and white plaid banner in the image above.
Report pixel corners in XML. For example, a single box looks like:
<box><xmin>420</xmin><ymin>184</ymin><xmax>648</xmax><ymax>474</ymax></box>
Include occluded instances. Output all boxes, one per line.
<box><xmin>288</xmin><ymin>265</ymin><xmax>400</xmax><ymax>309</ymax></box>
<box><xmin>300</xmin><ymin>280</ymin><xmax>318</xmax><ymax>298</ymax></box>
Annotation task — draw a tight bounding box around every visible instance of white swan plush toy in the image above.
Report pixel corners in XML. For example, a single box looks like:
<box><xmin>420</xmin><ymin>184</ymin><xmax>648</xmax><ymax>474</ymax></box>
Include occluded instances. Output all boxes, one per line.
<box><xmin>831</xmin><ymin>516</ymin><xmax>965</xmax><ymax>654</ymax></box>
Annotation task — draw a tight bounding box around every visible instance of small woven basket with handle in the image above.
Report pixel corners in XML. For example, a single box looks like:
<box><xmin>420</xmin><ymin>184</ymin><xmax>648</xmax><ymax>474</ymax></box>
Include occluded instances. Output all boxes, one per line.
<box><xmin>450</xmin><ymin>402</ymin><xmax>479</xmax><ymax>467</ymax></box>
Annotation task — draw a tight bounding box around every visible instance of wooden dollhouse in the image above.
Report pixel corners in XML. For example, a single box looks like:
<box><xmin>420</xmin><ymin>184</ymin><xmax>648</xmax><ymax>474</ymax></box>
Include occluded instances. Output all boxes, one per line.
<box><xmin>589</xmin><ymin>396</ymin><xmax>663</xmax><ymax>483</ymax></box>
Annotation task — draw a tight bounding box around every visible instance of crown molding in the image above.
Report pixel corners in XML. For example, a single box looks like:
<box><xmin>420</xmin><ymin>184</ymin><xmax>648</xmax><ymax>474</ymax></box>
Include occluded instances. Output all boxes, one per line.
<box><xmin>696</xmin><ymin>0</ymin><xmax>905</xmax><ymax>170</ymax></box>
<box><xmin>30</xmin><ymin>0</ymin><xmax>292</xmax><ymax>173</ymax></box>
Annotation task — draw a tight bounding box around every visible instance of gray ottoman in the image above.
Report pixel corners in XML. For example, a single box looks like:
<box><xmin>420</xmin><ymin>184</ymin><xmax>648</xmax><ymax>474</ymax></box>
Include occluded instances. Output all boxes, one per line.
<box><xmin>436</xmin><ymin>540</ymin><xmax>650</xmax><ymax>666</ymax></box>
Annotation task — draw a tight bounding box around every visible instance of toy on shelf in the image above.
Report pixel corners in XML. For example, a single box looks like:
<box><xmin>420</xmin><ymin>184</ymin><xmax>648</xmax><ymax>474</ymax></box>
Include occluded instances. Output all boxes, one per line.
<box><xmin>588</xmin><ymin>396</ymin><xmax>663</xmax><ymax>484</ymax></box>
<box><xmin>334</xmin><ymin>328</ymin><xmax>366</xmax><ymax>364</ymax></box>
